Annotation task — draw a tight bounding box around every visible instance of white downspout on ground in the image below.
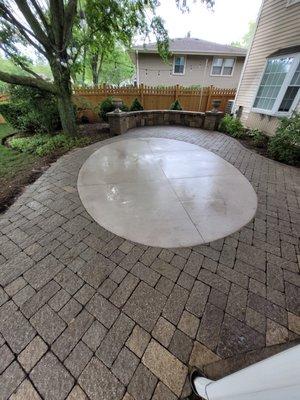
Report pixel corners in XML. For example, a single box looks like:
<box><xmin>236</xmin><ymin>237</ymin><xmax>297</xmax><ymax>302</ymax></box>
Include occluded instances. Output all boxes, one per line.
<box><xmin>194</xmin><ymin>344</ymin><xmax>300</xmax><ymax>400</ymax></box>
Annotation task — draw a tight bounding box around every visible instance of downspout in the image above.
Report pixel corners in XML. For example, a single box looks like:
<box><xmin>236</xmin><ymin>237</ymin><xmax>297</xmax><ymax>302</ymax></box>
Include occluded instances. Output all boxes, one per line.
<box><xmin>192</xmin><ymin>344</ymin><xmax>300</xmax><ymax>400</ymax></box>
<box><xmin>199</xmin><ymin>57</ymin><xmax>208</xmax><ymax>111</ymax></box>
<box><xmin>136</xmin><ymin>50</ymin><xmax>139</xmax><ymax>87</ymax></box>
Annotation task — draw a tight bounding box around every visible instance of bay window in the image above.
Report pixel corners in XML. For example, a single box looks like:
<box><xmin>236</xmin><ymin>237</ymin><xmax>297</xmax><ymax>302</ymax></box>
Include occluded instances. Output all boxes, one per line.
<box><xmin>253</xmin><ymin>53</ymin><xmax>300</xmax><ymax>115</ymax></box>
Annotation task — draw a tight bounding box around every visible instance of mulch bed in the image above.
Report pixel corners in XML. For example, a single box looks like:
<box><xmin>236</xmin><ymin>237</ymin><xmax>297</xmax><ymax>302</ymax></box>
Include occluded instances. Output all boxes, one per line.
<box><xmin>0</xmin><ymin>123</ymin><xmax>112</xmax><ymax>214</ymax></box>
<box><xmin>236</xmin><ymin>135</ymin><xmax>269</xmax><ymax>158</ymax></box>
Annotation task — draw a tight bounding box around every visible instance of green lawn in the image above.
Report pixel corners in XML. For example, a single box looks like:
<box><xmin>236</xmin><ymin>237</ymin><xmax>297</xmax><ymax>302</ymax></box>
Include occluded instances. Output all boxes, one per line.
<box><xmin>0</xmin><ymin>123</ymin><xmax>38</xmax><ymax>181</ymax></box>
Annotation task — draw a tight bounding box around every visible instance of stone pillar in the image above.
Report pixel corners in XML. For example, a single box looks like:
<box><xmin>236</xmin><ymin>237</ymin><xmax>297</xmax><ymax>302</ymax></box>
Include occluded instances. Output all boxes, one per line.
<box><xmin>107</xmin><ymin>112</ymin><xmax>128</xmax><ymax>135</ymax></box>
<box><xmin>204</xmin><ymin>111</ymin><xmax>224</xmax><ymax>131</ymax></box>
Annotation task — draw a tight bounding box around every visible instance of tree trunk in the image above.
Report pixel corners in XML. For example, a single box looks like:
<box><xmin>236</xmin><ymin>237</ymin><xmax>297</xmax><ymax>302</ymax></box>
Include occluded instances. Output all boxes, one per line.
<box><xmin>81</xmin><ymin>44</ymin><xmax>87</xmax><ymax>85</ymax></box>
<box><xmin>57</xmin><ymin>91</ymin><xmax>77</xmax><ymax>136</ymax></box>
<box><xmin>52</xmin><ymin>65</ymin><xmax>77</xmax><ymax>136</ymax></box>
<box><xmin>91</xmin><ymin>53</ymin><xmax>99</xmax><ymax>85</ymax></box>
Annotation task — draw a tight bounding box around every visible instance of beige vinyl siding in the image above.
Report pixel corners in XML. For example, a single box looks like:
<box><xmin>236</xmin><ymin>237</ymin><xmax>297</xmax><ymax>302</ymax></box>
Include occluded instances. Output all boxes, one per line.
<box><xmin>137</xmin><ymin>53</ymin><xmax>244</xmax><ymax>89</ymax></box>
<box><xmin>235</xmin><ymin>0</ymin><xmax>300</xmax><ymax>136</ymax></box>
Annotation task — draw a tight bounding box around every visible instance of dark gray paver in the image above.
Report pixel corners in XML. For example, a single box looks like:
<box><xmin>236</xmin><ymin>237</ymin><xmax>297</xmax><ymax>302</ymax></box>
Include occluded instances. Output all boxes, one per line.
<box><xmin>58</xmin><ymin>298</ymin><xmax>82</xmax><ymax>323</ymax></box>
<box><xmin>0</xmin><ymin>344</ymin><xmax>14</xmax><ymax>374</ymax></box>
<box><xmin>185</xmin><ymin>280</ymin><xmax>210</xmax><ymax>317</ymax></box>
<box><xmin>0</xmin><ymin>361</ymin><xmax>25</xmax><ymax>400</ymax></box>
<box><xmin>123</xmin><ymin>282</ymin><xmax>166</xmax><ymax>332</ymax></box>
<box><xmin>23</xmin><ymin>254</ymin><xmax>64</xmax><ymax>290</ymax></box>
<box><xmin>30</xmin><ymin>352</ymin><xmax>74</xmax><ymax>400</ymax></box>
<box><xmin>30</xmin><ymin>305</ymin><xmax>66</xmax><ymax>344</ymax></box>
<box><xmin>64</xmin><ymin>341</ymin><xmax>93</xmax><ymax>378</ymax></box>
<box><xmin>79</xmin><ymin>357</ymin><xmax>125</xmax><ymax>400</ymax></box>
<box><xmin>86</xmin><ymin>293</ymin><xmax>119</xmax><ymax>328</ymax></box>
<box><xmin>168</xmin><ymin>329</ymin><xmax>193</xmax><ymax>363</ymax></box>
<box><xmin>77</xmin><ymin>256</ymin><xmax>114</xmax><ymax>288</ymax></box>
<box><xmin>52</xmin><ymin>310</ymin><xmax>94</xmax><ymax>361</ymax></box>
<box><xmin>82</xmin><ymin>320</ymin><xmax>107</xmax><ymax>352</ymax></box>
<box><xmin>0</xmin><ymin>301</ymin><xmax>36</xmax><ymax>353</ymax></box>
<box><xmin>96</xmin><ymin>312</ymin><xmax>134</xmax><ymax>367</ymax></box>
<box><xmin>0</xmin><ymin>252</ymin><xmax>34</xmax><ymax>286</ymax></box>
<box><xmin>128</xmin><ymin>363</ymin><xmax>157</xmax><ymax>400</ymax></box>
<box><xmin>217</xmin><ymin>314</ymin><xmax>265</xmax><ymax>358</ymax></box>
<box><xmin>111</xmin><ymin>347</ymin><xmax>139</xmax><ymax>385</ymax></box>
<box><xmin>21</xmin><ymin>280</ymin><xmax>60</xmax><ymax>318</ymax></box>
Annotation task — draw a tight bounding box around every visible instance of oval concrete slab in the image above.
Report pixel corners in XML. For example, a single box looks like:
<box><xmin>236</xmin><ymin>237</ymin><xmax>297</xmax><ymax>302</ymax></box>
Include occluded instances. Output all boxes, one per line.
<box><xmin>78</xmin><ymin>138</ymin><xmax>257</xmax><ymax>248</ymax></box>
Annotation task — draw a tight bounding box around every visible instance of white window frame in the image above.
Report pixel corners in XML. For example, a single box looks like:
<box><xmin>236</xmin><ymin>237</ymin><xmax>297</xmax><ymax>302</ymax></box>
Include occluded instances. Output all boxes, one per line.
<box><xmin>287</xmin><ymin>0</ymin><xmax>300</xmax><ymax>7</ymax></box>
<box><xmin>210</xmin><ymin>57</ymin><xmax>236</xmax><ymax>77</ymax></box>
<box><xmin>252</xmin><ymin>52</ymin><xmax>300</xmax><ymax>117</ymax></box>
<box><xmin>172</xmin><ymin>55</ymin><xmax>186</xmax><ymax>75</ymax></box>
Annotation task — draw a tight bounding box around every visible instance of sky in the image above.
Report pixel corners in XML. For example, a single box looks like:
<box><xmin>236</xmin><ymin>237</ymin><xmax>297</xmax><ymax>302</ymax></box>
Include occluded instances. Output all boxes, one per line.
<box><xmin>154</xmin><ymin>0</ymin><xmax>262</xmax><ymax>45</ymax></box>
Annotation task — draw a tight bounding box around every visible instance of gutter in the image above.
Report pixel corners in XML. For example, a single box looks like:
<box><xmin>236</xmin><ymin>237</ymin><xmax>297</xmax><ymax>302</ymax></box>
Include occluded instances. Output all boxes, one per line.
<box><xmin>130</xmin><ymin>49</ymin><xmax>247</xmax><ymax>57</ymax></box>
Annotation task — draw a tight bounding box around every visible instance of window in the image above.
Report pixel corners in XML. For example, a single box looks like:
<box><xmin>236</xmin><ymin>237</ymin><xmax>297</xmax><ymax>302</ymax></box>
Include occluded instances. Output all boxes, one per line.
<box><xmin>211</xmin><ymin>58</ymin><xmax>235</xmax><ymax>76</ymax></box>
<box><xmin>279</xmin><ymin>62</ymin><xmax>300</xmax><ymax>111</ymax></box>
<box><xmin>173</xmin><ymin>56</ymin><xmax>185</xmax><ymax>74</ymax></box>
<box><xmin>287</xmin><ymin>0</ymin><xmax>300</xmax><ymax>6</ymax></box>
<box><xmin>253</xmin><ymin>54</ymin><xmax>300</xmax><ymax>115</ymax></box>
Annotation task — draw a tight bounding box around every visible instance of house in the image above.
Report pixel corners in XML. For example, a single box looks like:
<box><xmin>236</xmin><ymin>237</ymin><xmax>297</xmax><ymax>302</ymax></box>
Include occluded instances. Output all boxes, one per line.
<box><xmin>130</xmin><ymin>37</ymin><xmax>247</xmax><ymax>89</ymax></box>
<box><xmin>234</xmin><ymin>0</ymin><xmax>300</xmax><ymax>136</ymax></box>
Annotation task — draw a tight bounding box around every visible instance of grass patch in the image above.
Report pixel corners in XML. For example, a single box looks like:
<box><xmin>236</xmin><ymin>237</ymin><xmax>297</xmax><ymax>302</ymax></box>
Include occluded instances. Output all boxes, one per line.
<box><xmin>9</xmin><ymin>133</ymin><xmax>91</xmax><ymax>157</ymax></box>
<box><xmin>0</xmin><ymin>123</ymin><xmax>111</xmax><ymax>212</ymax></box>
<box><xmin>0</xmin><ymin>124</ymin><xmax>38</xmax><ymax>181</ymax></box>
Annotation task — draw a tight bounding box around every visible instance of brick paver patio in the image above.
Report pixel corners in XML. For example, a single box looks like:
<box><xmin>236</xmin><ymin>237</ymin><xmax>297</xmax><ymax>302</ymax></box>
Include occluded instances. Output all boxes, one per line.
<box><xmin>0</xmin><ymin>126</ymin><xmax>299</xmax><ymax>400</ymax></box>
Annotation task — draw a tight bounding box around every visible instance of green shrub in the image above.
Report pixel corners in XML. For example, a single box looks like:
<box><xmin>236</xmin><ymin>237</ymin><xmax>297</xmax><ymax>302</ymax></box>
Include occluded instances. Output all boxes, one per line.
<box><xmin>170</xmin><ymin>99</ymin><xmax>182</xmax><ymax>110</ymax></box>
<box><xmin>99</xmin><ymin>97</ymin><xmax>128</xmax><ymax>121</ymax></box>
<box><xmin>248</xmin><ymin>129</ymin><xmax>268</xmax><ymax>148</ymax></box>
<box><xmin>130</xmin><ymin>98</ymin><xmax>143</xmax><ymax>111</ymax></box>
<box><xmin>9</xmin><ymin>133</ymin><xmax>90</xmax><ymax>157</ymax></box>
<box><xmin>268</xmin><ymin>114</ymin><xmax>300</xmax><ymax>165</ymax></box>
<box><xmin>219</xmin><ymin>114</ymin><xmax>244</xmax><ymax>138</ymax></box>
<box><xmin>0</xmin><ymin>85</ymin><xmax>61</xmax><ymax>133</ymax></box>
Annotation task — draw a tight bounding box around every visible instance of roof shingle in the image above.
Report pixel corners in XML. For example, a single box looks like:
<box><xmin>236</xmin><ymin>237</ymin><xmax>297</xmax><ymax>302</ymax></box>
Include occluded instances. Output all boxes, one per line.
<box><xmin>133</xmin><ymin>37</ymin><xmax>247</xmax><ymax>56</ymax></box>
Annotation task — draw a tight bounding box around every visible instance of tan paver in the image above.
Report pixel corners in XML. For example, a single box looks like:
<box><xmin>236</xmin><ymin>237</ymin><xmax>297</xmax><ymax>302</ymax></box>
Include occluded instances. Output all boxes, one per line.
<box><xmin>142</xmin><ymin>340</ymin><xmax>188</xmax><ymax>396</ymax></box>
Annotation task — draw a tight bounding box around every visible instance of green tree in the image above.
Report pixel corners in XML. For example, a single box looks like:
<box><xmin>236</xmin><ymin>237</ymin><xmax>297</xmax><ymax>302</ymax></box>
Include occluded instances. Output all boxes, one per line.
<box><xmin>231</xmin><ymin>21</ymin><xmax>256</xmax><ymax>49</ymax></box>
<box><xmin>0</xmin><ymin>0</ymin><xmax>214</xmax><ymax>135</ymax></box>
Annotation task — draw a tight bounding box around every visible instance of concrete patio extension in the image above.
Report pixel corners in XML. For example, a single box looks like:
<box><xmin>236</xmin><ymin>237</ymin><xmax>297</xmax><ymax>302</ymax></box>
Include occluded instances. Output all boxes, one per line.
<box><xmin>78</xmin><ymin>137</ymin><xmax>257</xmax><ymax>247</ymax></box>
<box><xmin>0</xmin><ymin>126</ymin><xmax>299</xmax><ymax>400</ymax></box>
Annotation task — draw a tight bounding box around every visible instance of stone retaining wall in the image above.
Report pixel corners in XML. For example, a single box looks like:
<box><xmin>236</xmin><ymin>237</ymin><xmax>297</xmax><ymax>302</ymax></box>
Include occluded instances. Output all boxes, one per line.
<box><xmin>107</xmin><ymin>110</ymin><xmax>224</xmax><ymax>135</ymax></box>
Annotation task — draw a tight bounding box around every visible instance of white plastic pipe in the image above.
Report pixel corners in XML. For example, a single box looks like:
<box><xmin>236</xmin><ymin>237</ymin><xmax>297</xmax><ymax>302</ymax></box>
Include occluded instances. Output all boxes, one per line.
<box><xmin>194</xmin><ymin>344</ymin><xmax>300</xmax><ymax>400</ymax></box>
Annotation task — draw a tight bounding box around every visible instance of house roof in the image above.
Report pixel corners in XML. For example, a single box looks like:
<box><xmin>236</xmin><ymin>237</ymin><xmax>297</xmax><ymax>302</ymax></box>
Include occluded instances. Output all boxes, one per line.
<box><xmin>132</xmin><ymin>37</ymin><xmax>247</xmax><ymax>57</ymax></box>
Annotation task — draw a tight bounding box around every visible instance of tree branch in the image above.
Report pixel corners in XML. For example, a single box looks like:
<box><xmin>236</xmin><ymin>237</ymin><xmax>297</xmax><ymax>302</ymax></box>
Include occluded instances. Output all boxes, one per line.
<box><xmin>0</xmin><ymin>70</ymin><xmax>58</xmax><ymax>94</ymax></box>
<box><xmin>0</xmin><ymin>4</ymin><xmax>47</xmax><ymax>55</ymax></box>
<box><xmin>0</xmin><ymin>45</ymin><xmax>43</xmax><ymax>79</ymax></box>
<box><xmin>30</xmin><ymin>0</ymin><xmax>55</xmax><ymax>43</ymax></box>
<box><xmin>64</xmin><ymin>0</ymin><xmax>77</xmax><ymax>49</ymax></box>
<box><xmin>49</xmin><ymin>0</ymin><xmax>64</xmax><ymax>49</ymax></box>
<box><xmin>14</xmin><ymin>0</ymin><xmax>51</xmax><ymax>50</ymax></box>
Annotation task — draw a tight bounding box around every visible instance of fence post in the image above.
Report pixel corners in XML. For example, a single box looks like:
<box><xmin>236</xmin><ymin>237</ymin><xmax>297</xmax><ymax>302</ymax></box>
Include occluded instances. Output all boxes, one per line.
<box><xmin>140</xmin><ymin>83</ymin><xmax>144</xmax><ymax>106</ymax></box>
<box><xmin>206</xmin><ymin>85</ymin><xmax>213</xmax><ymax>111</ymax></box>
<box><xmin>175</xmin><ymin>84</ymin><xmax>179</xmax><ymax>101</ymax></box>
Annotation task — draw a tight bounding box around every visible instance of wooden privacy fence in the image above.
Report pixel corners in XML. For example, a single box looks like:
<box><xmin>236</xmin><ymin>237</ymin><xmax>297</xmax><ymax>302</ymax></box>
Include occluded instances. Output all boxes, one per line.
<box><xmin>73</xmin><ymin>84</ymin><xmax>236</xmax><ymax>123</ymax></box>
<box><xmin>0</xmin><ymin>86</ymin><xmax>236</xmax><ymax>124</ymax></box>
